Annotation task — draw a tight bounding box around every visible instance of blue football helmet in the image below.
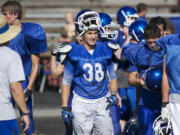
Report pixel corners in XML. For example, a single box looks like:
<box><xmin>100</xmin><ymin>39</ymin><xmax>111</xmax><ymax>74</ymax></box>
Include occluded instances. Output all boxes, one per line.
<box><xmin>75</xmin><ymin>9</ymin><xmax>101</xmax><ymax>36</ymax></box>
<box><xmin>129</xmin><ymin>20</ymin><xmax>148</xmax><ymax>42</ymax></box>
<box><xmin>98</xmin><ymin>12</ymin><xmax>118</xmax><ymax>40</ymax></box>
<box><xmin>145</xmin><ymin>67</ymin><xmax>162</xmax><ymax>92</ymax></box>
<box><xmin>117</xmin><ymin>6</ymin><xmax>139</xmax><ymax>27</ymax></box>
<box><xmin>124</xmin><ymin>116</ymin><xmax>140</xmax><ymax>135</ymax></box>
<box><xmin>153</xmin><ymin>115</ymin><xmax>173</xmax><ymax>135</ymax></box>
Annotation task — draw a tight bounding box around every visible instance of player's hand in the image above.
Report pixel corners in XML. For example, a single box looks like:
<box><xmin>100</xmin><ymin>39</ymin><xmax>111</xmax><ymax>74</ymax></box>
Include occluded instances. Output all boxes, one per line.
<box><xmin>107</xmin><ymin>94</ymin><xmax>118</xmax><ymax>106</ymax></box>
<box><xmin>24</xmin><ymin>89</ymin><xmax>33</xmax><ymax>102</ymax></box>
<box><xmin>138</xmin><ymin>75</ymin><xmax>145</xmax><ymax>86</ymax></box>
<box><xmin>116</xmin><ymin>93</ymin><xmax>122</xmax><ymax>108</ymax></box>
<box><xmin>56</xmin><ymin>44</ymin><xmax>72</xmax><ymax>64</ymax></box>
<box><xmin>61</xmin><ymin>106</ymin><xmax>73</xmax><ymax>126</ymax></box>
<box><xmin>161</xmin><ymin>102</ymin><xmax>170</xmax><ymax>121</ymax></box>
<box><xmin>21</xmin><ymin>114</ymin><xmax>30</xmax><ymax>132</ymax></box>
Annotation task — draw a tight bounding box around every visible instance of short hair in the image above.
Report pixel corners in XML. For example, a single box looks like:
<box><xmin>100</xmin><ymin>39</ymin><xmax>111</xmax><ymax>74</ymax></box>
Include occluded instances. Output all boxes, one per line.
<box><xmin>149</xmin><ymin>16</ymin><xmax>167</xmax><ymax>30</ymax></box>
<box><xmin>1</xmin><ymin>1</ymin><xmax>22</xmax><ymax>20</ymax></box>
<box><xmin>137</xmin><ymin>3</ymin><xmax>147</xmax><ymax>13</ymax></box>
<box><xmin>144</xmin><ymin>24</ymin><xmax>161</xmax><ymax>40</ymax></box>
<box><xmin>165</xmin><ymin>19</ymin><xmax>175</xmax><ymax>34</ymax></box>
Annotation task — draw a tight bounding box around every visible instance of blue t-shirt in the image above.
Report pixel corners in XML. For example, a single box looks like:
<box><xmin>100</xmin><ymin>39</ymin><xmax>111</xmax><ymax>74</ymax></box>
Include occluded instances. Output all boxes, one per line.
<box><xmin>8</xmin><ymin>22</ymin><xmax>48</xmax><ymax>76</ymax></box>
<box><xmin>63</xmin><ymin>41</ymin><xmax>117</xmax><ymax>99</ymax></box>
<box><xmin>127</xmin><ymin>42</ymin><xmax>163</xmax><ymax>106</ymax></box>
<box><xmin>157</xmin><ymin>34</ymin><xmax>180</xmax><ymax>94</ymax></box>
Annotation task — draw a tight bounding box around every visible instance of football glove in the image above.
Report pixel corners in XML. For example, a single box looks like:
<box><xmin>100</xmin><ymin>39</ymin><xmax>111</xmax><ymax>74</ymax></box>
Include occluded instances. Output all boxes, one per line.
<box><xmin>24</xmin><ymin>89</ymin><xmax>33</xmax><ymax>102</ymax></box>
<box><xmin>161</xmin><ymin>102</ymin><xmax>170</xmax><ymax>121</ymax></box>
<box><xmin>61</xmin><ymin>107</ymin><xmax>73</xmax><ymax>126</ymax></box>
<box><xmin>107</xmin><ymin>94</ymin><xmax>118</xmax><ymax>106</ymax></box>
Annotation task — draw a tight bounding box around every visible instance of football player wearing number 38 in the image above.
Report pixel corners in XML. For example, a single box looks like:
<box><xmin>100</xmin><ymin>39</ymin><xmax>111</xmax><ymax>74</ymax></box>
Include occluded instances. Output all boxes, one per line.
<box><xmin>61</xmin><ymin>10</ymin><xmax>122</xmax><ymax>135</ymax></box>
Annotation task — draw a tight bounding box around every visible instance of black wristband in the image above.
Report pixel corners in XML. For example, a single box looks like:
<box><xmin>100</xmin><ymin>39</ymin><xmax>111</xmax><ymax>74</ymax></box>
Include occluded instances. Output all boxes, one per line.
<box><xmin>162</xmin><ymin>102</ymin><xmax>169</xmax><ymax>107</ymax></box>
<box><xmin>61</xmin><ymin>106</ymin><xmax>71</xmax><ymax>112</ymax></box>
<box><xmin>51</xmin><ymin>51</ymin><xmax>57</xmax><ymax>56</ymax></box>
<box><xmin>22</xmin><ymin>111</ymin><xmax>30</xmax><ymax>116</ymax></box>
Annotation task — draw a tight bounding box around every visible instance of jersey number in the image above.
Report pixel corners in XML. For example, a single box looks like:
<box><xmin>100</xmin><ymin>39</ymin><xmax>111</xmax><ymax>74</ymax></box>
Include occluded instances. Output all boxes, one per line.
<box><xmin>83</xmin><ymin>63</ymin><xmax>104</xmax><ymax>82</ymax></box>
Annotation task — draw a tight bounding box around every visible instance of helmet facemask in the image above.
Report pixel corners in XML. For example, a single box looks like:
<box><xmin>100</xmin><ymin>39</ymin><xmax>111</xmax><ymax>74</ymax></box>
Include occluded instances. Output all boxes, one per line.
<box><xmin>75</xmin><ymin>11</ymin><xmax>101</xmax><ymax>37</ymax></box>
<box><xmin>100</xmin><ymin>22</ymin><xmax>118</xmax><ymax>40</ymax></box>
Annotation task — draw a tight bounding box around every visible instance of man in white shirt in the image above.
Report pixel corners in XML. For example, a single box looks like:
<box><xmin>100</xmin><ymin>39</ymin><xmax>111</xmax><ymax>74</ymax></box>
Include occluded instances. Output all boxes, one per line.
<box><xmin>0</xmin><ymin>16</ymin><xmax>30</xmax><ymax>135</ymax></box>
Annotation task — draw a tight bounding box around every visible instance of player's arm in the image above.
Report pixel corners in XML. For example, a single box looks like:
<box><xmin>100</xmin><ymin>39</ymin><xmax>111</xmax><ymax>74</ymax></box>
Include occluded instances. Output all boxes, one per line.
<box><xmin>61</xmin><ymin>59</ymin><xmax>74</xmax><ymax>107</ymax></box>
<box><xmin>50</xmin><ymin>55</ymin><xmax>64</xmax><ymax>78</ymax></box>
<box><xmin>161</xmin><ymin>61</ymin><xmax>169</xmax><ymax>103</ymax></box>
<box><xmin>27</xmin><ymin>54</ymin><xmax>40</xmax><ymax>90</ymax></box>
<box><xmin>107</xmin><ymin>62</ymin><xmax>122</xmax><ymax>107</ymax></box>
<box><xmin>128</xmin><ymin>71</ymin><xmax>144</xmax><ymax>86</ymax></box>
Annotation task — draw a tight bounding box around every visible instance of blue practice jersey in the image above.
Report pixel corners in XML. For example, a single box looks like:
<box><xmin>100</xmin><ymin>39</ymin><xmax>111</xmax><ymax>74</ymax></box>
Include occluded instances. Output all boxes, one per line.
<box><xmin>63</xmin><ymin>41</ymin><xmax>117</xmax><ymax>99</ymax></box>
<box><xmin>9</xmin><ymin>22</ymin><xmax>47</xmax><ymax>76</ymax></box>
<box><xmin>157</xmin><ymin>34</ymin><xmax>180</xmax><ymax>94</ymax></box>
<box><xmin>126</xmin><ymin>42</ymin><xmax>163</xmax><ymax>106</ymax></box>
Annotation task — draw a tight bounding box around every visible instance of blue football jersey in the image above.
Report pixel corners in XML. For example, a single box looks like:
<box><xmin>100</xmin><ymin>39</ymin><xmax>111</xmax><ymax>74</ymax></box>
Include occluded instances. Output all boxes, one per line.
<box><xmin>157</xmin><ymin>34</ymin><xmax>180</xmax><ymax>94</ymax></box>
<box><xmin>8</xmin><ymin>22</ymin><xmax>47</xmax><ymax>76</ymax></box>
<box><xmin>127</xmin><ymin>42</ymin><xmax>163</xmax><ymax>106</ymax></box>
<box><xmin>63</xmin><ymin>41</ymin><xmax>117</xmax><ymax>99</ymax></box>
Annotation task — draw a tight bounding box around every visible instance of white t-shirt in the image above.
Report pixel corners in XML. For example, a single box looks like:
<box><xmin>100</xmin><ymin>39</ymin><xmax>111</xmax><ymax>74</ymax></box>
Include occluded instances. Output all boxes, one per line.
<box><xmin>0</xmin><ymin>46</ymin><xmax>25</xmax><ymax>120</ymax></box>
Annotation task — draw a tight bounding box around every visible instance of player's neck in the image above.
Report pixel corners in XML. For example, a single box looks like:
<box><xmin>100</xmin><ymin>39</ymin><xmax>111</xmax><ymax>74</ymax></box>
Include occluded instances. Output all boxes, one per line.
<box><xmin>13</xmin><ymin>19</ymin><xmax>21</xmax><ymax>26</ymax></box>
<box><xmin>83</xmin><ymin>42</ymin><xmax>95</xmax><ymax>50</ymax></box>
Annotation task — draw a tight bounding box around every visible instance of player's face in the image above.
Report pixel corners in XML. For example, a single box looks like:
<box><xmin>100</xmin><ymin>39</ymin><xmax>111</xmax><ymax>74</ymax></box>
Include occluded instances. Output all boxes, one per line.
<box><xmin>146</xmin><ymin>38</ymin><xmax>159</xmax><ymax>49</ymax></box>
<box><xmin>164</xmin><ymin>29</ymin><xmax>172</xmax><ymax>36</ymax></box>
<box><xmin>2</xmin><ymin>11</ymin><xmax>18</xmax><ymax>25</ymax></box>
<box><xmin>157</xmin><ymin>24</ymin><xmax>165</xmax><ymax>37</ymax></box>
<box><xmin>83</xmin><ymin>30</ymin><xmax>98</xmax><ymax>48</ymax></box>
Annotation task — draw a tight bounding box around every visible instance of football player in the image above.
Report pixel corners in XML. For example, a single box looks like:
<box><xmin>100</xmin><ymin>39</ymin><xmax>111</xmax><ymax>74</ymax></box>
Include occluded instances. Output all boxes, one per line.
<box><xmin>126</xmin><ymin>24</ymin><xmax>163</xmax><ymax>135</ymax></box>
<box><xmin>61</xmin><ymin>10</ymin><xmax>121</xmax><ymax>135</ymax></box>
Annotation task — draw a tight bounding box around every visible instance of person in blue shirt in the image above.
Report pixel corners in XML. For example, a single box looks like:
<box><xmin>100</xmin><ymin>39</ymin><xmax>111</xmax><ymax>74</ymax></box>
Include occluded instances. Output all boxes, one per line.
<box><xmin>156</xmin><ymin>34</ymin><xmax>180</xmax><ymax>135</ymax></box>
<box><xmin>127</xmin><ymin>24</ymin><xmax>163</xmax><ymax>135</ymax></box>
<box><xmin>1</xmin><ymin>1</ymin><xmax>47</xmax><ymax>135</ymax></box>
<box><xmin>149</xmin><ymin>16</ymin><xmax>167</xmax><ymax>37</ymax></box>
<box><xmin>61</xmin><ymin>10</ymin><xmax>121</xmax><ymax>135</ymax></box>
<box><xmin>136</xmin><ymin>3</ymin><xmax>148</xmax><ymax>23</ymax></box>
<box><xmin>121</xmin><ymin>20</ymin><xmax>148</xmax><ymax>117</ymax></box>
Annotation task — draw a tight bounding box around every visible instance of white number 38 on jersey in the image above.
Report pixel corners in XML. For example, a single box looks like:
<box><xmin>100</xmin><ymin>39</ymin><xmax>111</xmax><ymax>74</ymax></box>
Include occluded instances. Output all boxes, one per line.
<box><xmin>83</xmin><ymin>63</ymin><xmax>104</xmax><ymax>82</ymax></box>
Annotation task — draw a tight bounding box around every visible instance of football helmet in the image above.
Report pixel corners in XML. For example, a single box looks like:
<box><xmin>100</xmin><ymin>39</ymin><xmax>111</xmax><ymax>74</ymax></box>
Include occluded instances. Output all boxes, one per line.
<box><xmin>117</xmin><ymin>6</ymin><xmax>139</xmax><ymax>27</ymax></box>
<box><xmin>98</xmin><ymin>12</ymin><xmax>118</xmax><ymax>40</ymax></box>
<box><xmin>75</xmin><ymin>9</ymin><xmax>101</xmax><ymax>36</ymax></box>
<box><xmin>124</xmin><ymin>116</ymin><xmax>140</xmax><ymax>135</ymax></box>
<box><xmin>153</xmin><ymin>115</ymin><xmax>173</xmax><ymax>135</ymax></box>
<box><xmin>129</xmin><ymin>20</ymin><xmax>148</xmax><ymax>42</ymax></box>
<box><xmin>145</xmin><ymin>67</ymin><xmax>162</xmax><ymax>92</ymax></box>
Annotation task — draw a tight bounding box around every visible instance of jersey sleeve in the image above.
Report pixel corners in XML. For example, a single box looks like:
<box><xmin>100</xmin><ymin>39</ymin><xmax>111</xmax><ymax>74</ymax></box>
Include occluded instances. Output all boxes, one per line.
<box><xmin>128</xmin><ymin>64</ymin><xmax>138</xmax><ymax>72</ymax></box>
<box><xmin>8</xmin><ymin>53</ymin><xmax>25</xmax><ymax>83</ymax></box>
<box><xmin>156</xmin><ymin>36</ymin><xmax>167</xmax><ymax>55</ymax></box>
<box><xmin>24</xmin><ymin>23</ymin><xmax>48</xmax><ymax>54</ymax></box>
<box><xmin>62</xmin><ymin>59</ymin><xmax>74</xmax><ymax>85</ymax></box>
<box><xmin>107</xmin><ymin>62</ymin><xmax>117</xmax><ymax>80</ymax></box>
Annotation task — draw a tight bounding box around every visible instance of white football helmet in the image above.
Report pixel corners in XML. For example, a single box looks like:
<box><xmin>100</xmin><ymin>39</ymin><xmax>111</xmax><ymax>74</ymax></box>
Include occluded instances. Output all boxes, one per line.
<box><xmin>153</xmin><ymin>115</ymin><xmax>173</xmax><ymax>135</ymax></box>
<box><xmin>75</xmin><ymin>10</ymin><xmax>101</xmax><ymax>36</ymax></box>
